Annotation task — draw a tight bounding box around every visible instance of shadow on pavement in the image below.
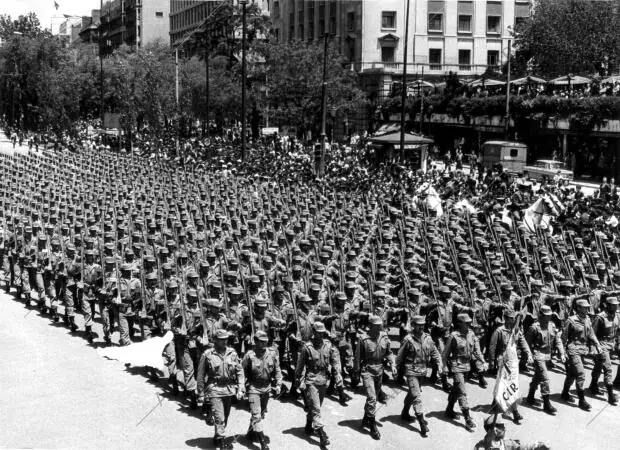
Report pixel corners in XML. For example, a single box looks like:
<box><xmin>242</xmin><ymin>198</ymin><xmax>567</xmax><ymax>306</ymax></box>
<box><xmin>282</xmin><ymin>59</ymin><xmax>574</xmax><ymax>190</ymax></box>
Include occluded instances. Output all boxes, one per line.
<box><xmin>426</xmin><ymin>410</ymin><xmax>469</xmax><ymax>431</ymax></box>
<box><xmin>281</xmin><ymin>426</ymin><xmax>319</xmax><ymax>446</ymax></box>
<box><xmin>379</xmin><ymin>414</ymin><xmax>421</xmax><ymax>433</ymax></box>
<box><xmin>186</xmin><ymin>437</ymin><xmax>214</xmax><ymax>449</ymax></box>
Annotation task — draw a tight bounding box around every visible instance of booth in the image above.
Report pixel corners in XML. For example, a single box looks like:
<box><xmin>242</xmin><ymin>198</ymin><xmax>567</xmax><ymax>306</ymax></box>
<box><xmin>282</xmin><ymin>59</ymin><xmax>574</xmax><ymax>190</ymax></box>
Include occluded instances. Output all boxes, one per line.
<box><xmin>369</xmin><ymin>131</ymin><xmax>434</xmax><ymax>171</ymax></box>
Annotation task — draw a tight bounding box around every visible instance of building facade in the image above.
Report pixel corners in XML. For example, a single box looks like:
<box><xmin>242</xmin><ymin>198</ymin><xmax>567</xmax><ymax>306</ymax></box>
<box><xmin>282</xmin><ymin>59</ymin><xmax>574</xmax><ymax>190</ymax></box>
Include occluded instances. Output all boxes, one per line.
<box><xmin>170</xmin><ymin>0</ymin><xmax>271</xmax><ymax>47</ymax></box>
<box><xmin>99</xmin><ymin>0</ymin><xmax>170</xmax><ymax>55</ymax></box>
<box><xmin>271</xmin><ymin>0</ymin><xmax>531</xmax><ymax>97</ymax></box>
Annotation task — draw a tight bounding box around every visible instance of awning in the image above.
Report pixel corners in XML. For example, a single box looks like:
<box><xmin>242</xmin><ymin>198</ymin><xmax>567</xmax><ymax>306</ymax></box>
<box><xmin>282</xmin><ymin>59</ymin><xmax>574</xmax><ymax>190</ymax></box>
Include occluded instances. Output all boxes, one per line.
<box><xmin>511</xmin><ymin>76</ymin><xmax>547</xmax><ymax>85</ymax></box>
<box><xmin>549</xmin><ymin>75</ymin><xmax>591</xmax><ymax>85</ymax></box>
<box><xmin>370</xmin><ymin>131</ymin><xmax>434</xmax><ymax>147</ymax></box>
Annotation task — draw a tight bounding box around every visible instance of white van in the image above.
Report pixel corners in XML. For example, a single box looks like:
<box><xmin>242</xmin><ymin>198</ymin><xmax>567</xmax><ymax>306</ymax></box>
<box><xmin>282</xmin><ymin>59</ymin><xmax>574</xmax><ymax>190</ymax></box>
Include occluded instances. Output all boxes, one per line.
<box><xmin>481</xmin><ymin>141</ymin><xmax>528</xmax><ymax>174</ymax></box>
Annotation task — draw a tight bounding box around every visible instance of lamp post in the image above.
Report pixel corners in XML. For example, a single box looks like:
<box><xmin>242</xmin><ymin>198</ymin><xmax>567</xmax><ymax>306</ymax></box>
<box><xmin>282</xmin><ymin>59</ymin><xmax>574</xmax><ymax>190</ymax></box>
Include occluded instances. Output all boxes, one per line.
<box><xmin>319</xmin><ymin>32</ymin><xmax>331</xmax><ymax>177</ymax></box>
<box><xmin>399</xmin><ymin>0</ymin><xmax>411</xmax><ymax>157</ymax></box>
<box><xmin>240</xmin><ymin>0</ymin><xmax>248</xmax><ymax>161</ymax></box>
<box><xmin>504</xmin><ymin>30</ymin><xmax>513</xmax><ymax>139</ymax></box>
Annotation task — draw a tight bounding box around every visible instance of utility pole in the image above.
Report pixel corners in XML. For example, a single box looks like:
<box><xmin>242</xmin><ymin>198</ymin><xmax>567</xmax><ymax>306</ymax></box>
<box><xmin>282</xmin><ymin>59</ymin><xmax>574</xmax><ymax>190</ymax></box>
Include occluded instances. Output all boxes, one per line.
<box><xmin>240</xmin><ymin>0</ymin><xmax>248</xmax><ymax>160</ymax></box>
<box><xmin>319</xmin><ymin>32</ymin><xmax>330</xmax><ymax>177</ymax></box>
<box><xmin>399</xmin><ymin>0</ymin><xmax>411</xmax><ymax>157</ymax></box>
<box><xmin>99</xmin><ymin>0</ymin><xmax>104</xmax><ymax>127</ymax></box>
<box><xmin>504</xmin><ymin>39</ymin><xmax>512</xmax><ymax>139</ymax></box>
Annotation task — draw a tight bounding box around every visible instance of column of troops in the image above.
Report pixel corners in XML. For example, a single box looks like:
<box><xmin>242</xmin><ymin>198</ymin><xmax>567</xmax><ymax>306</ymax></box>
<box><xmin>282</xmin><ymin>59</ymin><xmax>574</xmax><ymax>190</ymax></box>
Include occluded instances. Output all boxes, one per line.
<box><xmin>1</xmin><ymin>147</ymin><xmax>619</xmax><ymax>450</ymax></box>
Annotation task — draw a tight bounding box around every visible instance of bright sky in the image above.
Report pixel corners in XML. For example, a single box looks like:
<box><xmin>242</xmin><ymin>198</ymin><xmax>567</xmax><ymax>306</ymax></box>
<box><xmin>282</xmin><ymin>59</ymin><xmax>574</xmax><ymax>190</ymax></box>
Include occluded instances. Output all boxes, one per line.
<box><xmin>1</xmin><ymin>0</ymin><xmax>98</xmax><ymax>32</ymax></box>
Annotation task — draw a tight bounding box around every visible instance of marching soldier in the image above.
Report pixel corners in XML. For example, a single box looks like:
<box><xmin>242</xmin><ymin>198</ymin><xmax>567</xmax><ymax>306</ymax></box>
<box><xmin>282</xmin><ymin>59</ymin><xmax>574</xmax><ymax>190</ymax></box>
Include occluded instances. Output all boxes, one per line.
<box><xmin>353</xmin><ymin>314</ymin><xmax>395</xmax><ymax>440</ymax></box>
<box><xmin>561</xmin><ymin>299</ymin><xmax>602</xmax><ymax>411</ymax></box>
<box><xmin>525</xmin><ymin>305</ymin><xmax>566</xmax><ymax>415</ymax></box>
<box><xmin>443</xmin><ymin>313</ymin><xmax>485</xmax><ymax>432</ymax></box>
<box><xmin>295</xmin><ymin>321</ymin><xmax>342</xmax><ymax>450</ymax></box>
<box><xmin>590</xmin><ymin>296</ymin><xmax>619</xmax><ymax>405</ymax></box>
<box><xmin>242</xmin><ymin>330</ymin><xmax>282</xmax><ymax>450</ymax></box>
<box><xmin>396</xmin><ymin>314</ymin><xmax>443</xmax><ymax>437</ymax></box>
<box><xmin>197</xmin><ymin>329</ymin><xmax>245</xmax><ymax>450</ymax></box>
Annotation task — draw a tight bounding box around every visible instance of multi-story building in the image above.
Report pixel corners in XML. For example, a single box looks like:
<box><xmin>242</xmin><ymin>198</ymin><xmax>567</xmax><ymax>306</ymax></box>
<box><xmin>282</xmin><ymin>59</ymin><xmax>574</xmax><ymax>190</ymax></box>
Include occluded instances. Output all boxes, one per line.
<box><xmin>99</xmin><ymin>0</ymin><xmax>170</xmax><ymax>56</ymax></box>
<box><xmin>170</xmin><ymin>0</ymin><xmax>271</xmax><ymax>48</ymax></box>
<box><xmin>271</xmin><ymin>0</ymin><xmax>531</xmax><ymax>97</ymax></box>
<box><xmin>78</xmin><ymin>10</ymin><xmax>101</xmax><ymax>45</ymax></box>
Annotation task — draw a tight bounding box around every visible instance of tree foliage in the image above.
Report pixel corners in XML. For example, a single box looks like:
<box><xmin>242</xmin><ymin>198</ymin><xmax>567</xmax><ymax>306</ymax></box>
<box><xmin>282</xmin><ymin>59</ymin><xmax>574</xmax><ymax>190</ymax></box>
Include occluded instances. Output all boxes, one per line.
<box><xmin>514</xmin><ymin>0</ymin><xmax>620</xmax><ymax>77</ymax></box>
<box><xmin>253</xmin><ymin>38</ymin><xmax>368</xmax><ymax>136</ymax></box>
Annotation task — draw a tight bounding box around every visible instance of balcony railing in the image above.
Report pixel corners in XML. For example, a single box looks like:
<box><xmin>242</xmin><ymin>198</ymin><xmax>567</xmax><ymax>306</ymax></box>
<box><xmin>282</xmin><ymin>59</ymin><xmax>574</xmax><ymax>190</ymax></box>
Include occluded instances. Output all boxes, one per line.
<box><xmin>351</xmin><ymin>61</ymin><xmax>503</xmax><ymax>77</ymax></box>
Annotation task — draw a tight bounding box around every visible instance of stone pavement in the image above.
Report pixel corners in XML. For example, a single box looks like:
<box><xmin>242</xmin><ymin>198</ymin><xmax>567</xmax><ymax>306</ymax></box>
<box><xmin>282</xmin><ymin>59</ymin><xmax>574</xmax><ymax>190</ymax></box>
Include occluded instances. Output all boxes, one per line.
<box><xmin>0</xmin><ymin>286</ymin><xmax>617</xmax><ymax>450</ymax></box>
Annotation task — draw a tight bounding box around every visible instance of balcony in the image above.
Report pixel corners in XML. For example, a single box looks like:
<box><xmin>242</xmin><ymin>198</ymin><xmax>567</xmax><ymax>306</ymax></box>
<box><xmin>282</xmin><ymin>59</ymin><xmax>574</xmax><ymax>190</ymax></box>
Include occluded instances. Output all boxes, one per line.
<box><xmin>354</xmin><ymin>62</ymin><xmax>497</xmax><ymax>77</ymax></box>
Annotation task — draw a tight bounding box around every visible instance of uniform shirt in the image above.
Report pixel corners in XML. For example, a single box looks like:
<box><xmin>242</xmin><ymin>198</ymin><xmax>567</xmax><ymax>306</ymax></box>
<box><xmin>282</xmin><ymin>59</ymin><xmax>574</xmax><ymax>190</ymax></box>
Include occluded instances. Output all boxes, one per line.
<box><xmin>242</xmin><ymin>347</ymin><xmax>283</xmax><ymax>394</ymax></box>
<box><xmin>442</xmin><ymin>329</ymin><xmax>484</xmax><ymax>373</ymax></box>
<box><xmin>295</xmin><ymin>338</ymin><xmax>343</xmax><ymax>387</ymax></box>
<box><xmin>592</xmin><ymin>312</ymin><xmax>620</xmax><ymax>351</ymax></box>
<box><xmin>354</xmin><ymin>331</ymin><xmax>394</xmax><ymax>376</ymax></box>
<box><xmin>526</xmin><ymin>321</ymin><xmax>566</xmax><ymax>361</ymax></box>
<box><xmin>488</xmin><ymin>326</ymin><xmax>532</xmax><ymax>365</ymax></box>
<box><xmin>563</xmin><ymin>314</ymin><xmax>600</xmax><ymax>356</ymax></box>
<box><xmin>196</xmin><ymin>347</ymin><xmax>244</xmax><ymax>399</ymax></box>
<box><xmin>396</xmin><ymin>332</ymin><xmax>442</xmax><ymax>377</ymax></box>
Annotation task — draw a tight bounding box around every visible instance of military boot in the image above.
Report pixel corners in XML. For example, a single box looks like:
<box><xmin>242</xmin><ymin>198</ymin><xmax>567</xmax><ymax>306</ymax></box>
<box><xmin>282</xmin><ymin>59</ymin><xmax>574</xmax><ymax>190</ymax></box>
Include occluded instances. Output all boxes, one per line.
<box><xmin>369</xmin><ymin>417</ymin><xmax>380</xmax><ymax>440</ymax></box>
<box><xmin>445</xmin><ymin>392</ymin><xmax>458</xmax><ymax>419</ymax></box>
<box><xmin>577</xmin><ymin>389</ymin><xmax>591</xmax><ymax>411</ymax></box>
<box><xmin>317</xmin><ymin>427</ymin><xmax>330</xmax><ymax>449</ymax></box>
<box><xmin>256</xmin><ymin>431</ymin><xmax>269</xmax><ymax>450</ymax></box>
<box><xmin>68</xmin><ymin>316</ymin><xmax>78</xmax><ymax>332</ymax></box>
<box><xmin>189</xmin><ymin>391</ymin><xmax>198</xmax><ymax>410</ymax></box>
<box><xmin>463</xmin><ymin>408</ymin><xmax>476</xmax><ymax>432</ymax></box>
<box><xmin>417</xmin><ymin>413</ymin><xmax>429</xmax><ymax>437</ymax></box>
<box><xmin>304</xmin><ymin>418</ymin><xmax>314</xmax><ymax>436</ymax></box>
<box><xmin>512</xmin><ymin>407</ymin><xmax>523</xmax><ymax>424</ymax></box>
<box><xmin>401</xmin><ymin>404</ymin><xmax>414</xmax><ymax>422</ymax></box>
<box><xmin>85</xmin><ymin>325</ymin><xmax>94</xmax><ymax>343</ymax></box>
<box><xmin>606</xmin><ymin>385</ymin><xmax>617</xmax><ymax>406</ymax></box>
<box><xmin>589</xmin><ymin>380</ymin><xmax>601</xmax><ymax>396</ymax></box>
<box><xmin>542</xmin><ymin>395</ymin><xmax>557</xmax><ymax>415</ymax></box>
<box><xmin>561</xmin><ymin>381</ymin><xmax>574</xmax><ymax>403</ymax></box>
<box><xmin>526</xmin><ymin>385</ymin><xmax>540</xmax><ymax>406</ymax></box>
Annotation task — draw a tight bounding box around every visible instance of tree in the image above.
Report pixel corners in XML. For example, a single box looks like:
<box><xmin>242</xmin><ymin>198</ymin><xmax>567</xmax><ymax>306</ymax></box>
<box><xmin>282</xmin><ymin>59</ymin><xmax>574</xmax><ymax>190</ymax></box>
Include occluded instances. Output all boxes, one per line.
<box><xmin>254</xmin><ymin>39</ymin><xmax>368</xmax><ymax>138</ymax></box>
<box><xmin>514</xmin><ymin>0</ymin><xmax>620</xmax><ymax>77</ymax></box>
<box><xmin>0</xmin><ymin>12</ymin><xmax>49</xmax><ymax>40</ymax></box>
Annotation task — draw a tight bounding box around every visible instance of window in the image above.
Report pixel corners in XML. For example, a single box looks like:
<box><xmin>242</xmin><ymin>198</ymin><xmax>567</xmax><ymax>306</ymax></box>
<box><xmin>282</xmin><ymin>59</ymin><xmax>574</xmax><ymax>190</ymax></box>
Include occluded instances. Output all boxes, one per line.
<box><xmin>382</xmin><ymin>11</ymin><xmax>396</xmax><ymax>30</ymax></box>
<box><xmin>510</xmin><ymin>149</ymin><xmax>519</xmax><ymax>158</ymax></box>
<box><xmin>428</xmin><ymin>13</ymin><xmax>443</xmax><ymax>32</ymax></box>
<box><xmin>458</xmin><ymin>15</ymin><xmax>472</xmax><ymax>33</ymax></box>
<box><xmin>514</xmin><ymin>16</ymin><xmax>527</xmax><ymax>31</ymax></box>
<box><xmin>487</xmin><ymin>50</ymin><xmax>499</xmax><ymax>69</ymax></box>
<box><xmin>155</xmin><ymin>11</ymin><xmax>163</xmax><ymax>18</ymax></box>
<box><xmin>381</xmin><ymin>46</ymin><xmax>395</xmax><ymax>63</ymax></box>
<box><xmin>273</xmin><ymin>2</ymin><xmax>280</xmax><ymax>19</ymax></box>
<box><xmin>299</xmin><ymin>24</ymin><xmax>304</xmax><ymax>40</ymax></box>
<box><xmin>347</xmin><ymin>12</ymin><xmax>355</xmax><ymax>31</ymax></box>
<box><xmin>487</xmin><ymin>15</ymin><xmax>501</xmax><ymax>34</ymax></box>
<box><xmin>429</xmin><ymin>49</ymin><xmax>442</xmax><ymax>70</ymax></box>
<box><xmin>458</xmin><ymin>49</ymin><xmax>471</xmax><ymax>70</ymax></box>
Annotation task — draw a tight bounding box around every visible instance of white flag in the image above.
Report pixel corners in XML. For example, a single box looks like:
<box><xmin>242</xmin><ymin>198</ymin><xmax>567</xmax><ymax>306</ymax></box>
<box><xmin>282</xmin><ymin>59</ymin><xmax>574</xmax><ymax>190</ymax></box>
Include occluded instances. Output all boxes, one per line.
<box><xmin>493</xmin><ymin>337</ymin><xmax>520</xmax><ymax>413</ymax></box>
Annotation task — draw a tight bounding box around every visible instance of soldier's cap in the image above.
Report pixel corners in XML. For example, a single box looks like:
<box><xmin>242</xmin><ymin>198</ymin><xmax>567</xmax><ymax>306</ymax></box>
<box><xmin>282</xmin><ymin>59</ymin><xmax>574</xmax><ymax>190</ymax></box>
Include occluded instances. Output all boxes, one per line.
<box><xmin>187</xmin><ymin>271</ymin><xmax>199</xmax><ymax>279</ymax></box>
<box><xmin>146</xmin><ymin>273</ymin><xmax>158</xmax><ymax>281</ymax></box>
<box><xmin>162</xmin><ymin>263</ymin><xmax>172</xmax><ymax>271</ymax></box>
<box><xmin>369</xmin><ymin>315</ymin><xmax>382</xmax><ymax>326</ymax></box>
<box><xmin>274</xmin><ymin>285</ymin><xmax>284</xmax><ymax>293</ymax></box>
<box><xmin>187</xmin><ymin>289</ymin><xmax>198</xmax><ymax>298</ymax></box>
<box><xmin>145</xmin><ymin>255</ymin><xmax>156</xmax><ymax>263</ymax></box>
<box><xmin>500</xmin><ymin>283</ymin><xmax>513</xmax><ymax>292</ymax></box>
<box><xmin>439</xmin><ymin>286</ymin><xmax>450</xmax><ymax>295</ymax></box>
<box><xmin>530</xmin><ymin>279</ymin><xmax>543</xmax><ymax>287</ymax></box>
<box><xmin>586</xmin><ymin>273</ymin><xmax>599</xmax><ymax>281</ymax></box>
<box><xmin>504</xmin><ymin>310</ymin><xmax>517</xmax><ymax>319</ymax></box>
<box><xmin>66</xmin><ymin>244</ymin><xmax>76</xmax><ymax>252</ymax></box>
<box><xmin>298</xmin><ymin>294</ymin><xmax>312</xmax><ymax>303</ymax></box>
<box><xmin>309</xmin><ymin>283</ymin><xmax>321</xmax><ymax>292</ymax></box>
<box><xmin>254</xmin><ymin>298</ymin><xmax>268</xmax><ymax>308</ymax></box>
<box><xmin>373</xmin><ymin>290</ymin><xmax>385</xmax><ymax>298</ymax></box>
<box><xmin>575</xmin><ymin>299</ymin><xmax>590</xmax><ymax>308</ymax></box>
<box><xmin>483</xmin><ymin>414</ymin><xmax>505</xmax><ymax>431</ymax></box>
<box><xmin>104</xmin><ymin>257</ymin><xmax>115</xmax><ymax>265</ymax></box>
<box><xmin>606</xmin><ymin>297</ymin><xmax>619</xmax><ymax>305</ymax></box>
<box><xmin>334</xmin><ymin>292</ymin><xmax>347</xmax><ymax>302</ymax></box>
<box><xmin>559</xmin><ymin>280</ymin><xmax>574</xmax><ymax>288</ymax></box>
<box><xmin>228</xmin><ymin>287</ymin><xmax>243</xmax><ymax>296</ymax></box>
<box><xmin>540</xmin><ymin>305</ymin><xmax>552</xmax><ymax>316</ymax></box>
<box><xmin>292</xmin><ymin>265</ymin><xmax>303</xmax><ymax>272</ymax></box>
<box><xmin>457</xmin><ymin>313</ymin><xmax>472</xmax><ymax>323</ymax></box>
<box><xmin>411</xmin><ymin>315</ymin><xmax>425</xmax><ymax>325</ymax></box>
<box><xmin>167</xmin><ymin>281</ymin><xmax>179</xmax><ymax>289</ymax></box>
<box><xmin>313</xmin><ymin>321</ymin><xmax>327</xmax><ymax>333</ymax></box>
<box><xmin>250</xmin><ymin>275</ymin><xmax>260</xmax><ymax>284</ymax></box>
<box><xmin>84</xmin><ymin>249</ymin><xmax>95</xmax><ymax>256</ymax></box>
<box><xmin>254</xmin><ymin>330</ymin><xmax>269</xmax><ymax>342</ymax></box>
<box><xmin>614</xmin><ymin>271</ymin><xmax>620</xmax><ymax>279</ymax></box>
<box><xmin>205</xmin><ymin>298</ymin><xmax>222</xmax><ymax>308</ymax></box>
<box><xmin>214</xmin><ymin>329</ymin><xmax>230</xmax><ymax>340</ymax></box>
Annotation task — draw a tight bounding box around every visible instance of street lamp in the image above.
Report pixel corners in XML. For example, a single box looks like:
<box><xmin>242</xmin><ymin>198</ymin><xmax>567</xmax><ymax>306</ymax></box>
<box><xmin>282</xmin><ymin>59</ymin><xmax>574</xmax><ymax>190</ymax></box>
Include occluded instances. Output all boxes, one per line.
<box><xmin>318</xmin><ymin>32</ymin><xmax>332</xmax><ymax>177</ymax></box>
<box><xmin>240</xmin><ymin>0</ymin><xmax>248</xmax><ymax>161</ymax></box>
<box><xmin>399</xmin><ymin>0</ymin><xmax>411</xmax><ymax>157</ymax></box>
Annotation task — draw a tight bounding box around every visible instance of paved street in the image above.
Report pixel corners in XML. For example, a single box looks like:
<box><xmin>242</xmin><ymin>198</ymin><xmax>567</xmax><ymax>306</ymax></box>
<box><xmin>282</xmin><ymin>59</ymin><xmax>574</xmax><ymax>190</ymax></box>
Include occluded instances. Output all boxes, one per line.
<box><xmin>0</xmin><ymin>287</ymin><xmax>617</xmax><ymax>450</ymax></box>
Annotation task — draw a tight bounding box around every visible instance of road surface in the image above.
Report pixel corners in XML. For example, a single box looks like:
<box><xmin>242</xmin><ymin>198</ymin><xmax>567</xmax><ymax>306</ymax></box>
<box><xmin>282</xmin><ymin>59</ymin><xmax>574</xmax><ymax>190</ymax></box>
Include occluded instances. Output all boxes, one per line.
<box><xmin>0</xmin><ymin>285</ymin><xmax>618</xmax><ymax>450</ymax></box>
